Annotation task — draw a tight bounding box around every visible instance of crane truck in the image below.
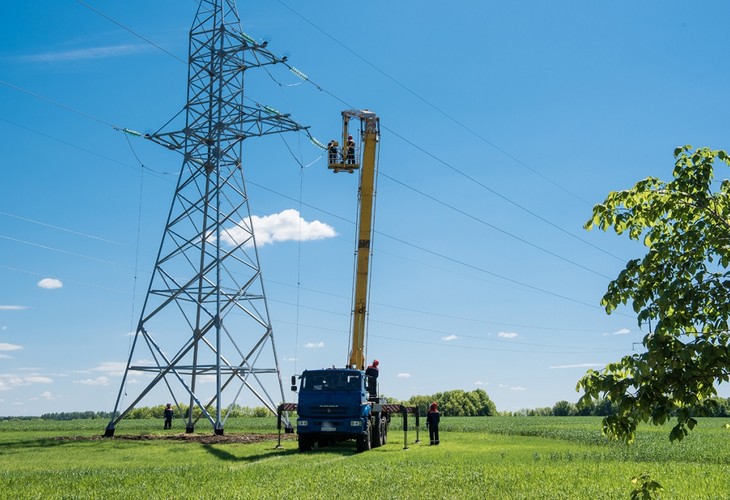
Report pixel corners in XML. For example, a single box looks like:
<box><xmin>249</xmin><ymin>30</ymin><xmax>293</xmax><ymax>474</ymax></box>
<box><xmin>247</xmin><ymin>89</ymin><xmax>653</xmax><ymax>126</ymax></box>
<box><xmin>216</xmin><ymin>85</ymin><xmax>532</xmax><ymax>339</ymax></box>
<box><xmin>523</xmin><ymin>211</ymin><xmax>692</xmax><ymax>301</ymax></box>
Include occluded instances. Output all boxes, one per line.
<box><xmin>277</xmin><ymin>110</ymin><xmax>418</xmax><ymax>452</ymax></box>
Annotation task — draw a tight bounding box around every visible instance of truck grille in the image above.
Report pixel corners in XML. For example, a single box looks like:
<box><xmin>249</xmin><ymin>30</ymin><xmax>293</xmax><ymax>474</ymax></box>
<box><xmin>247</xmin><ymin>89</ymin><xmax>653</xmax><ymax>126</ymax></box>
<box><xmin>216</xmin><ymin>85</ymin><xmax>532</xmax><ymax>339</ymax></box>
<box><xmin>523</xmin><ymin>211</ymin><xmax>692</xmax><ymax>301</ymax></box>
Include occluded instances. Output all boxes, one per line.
<box><xmin>308</xmin><ymin>405</ymin><xmax>348</xmax><ymax>417</ymax></box>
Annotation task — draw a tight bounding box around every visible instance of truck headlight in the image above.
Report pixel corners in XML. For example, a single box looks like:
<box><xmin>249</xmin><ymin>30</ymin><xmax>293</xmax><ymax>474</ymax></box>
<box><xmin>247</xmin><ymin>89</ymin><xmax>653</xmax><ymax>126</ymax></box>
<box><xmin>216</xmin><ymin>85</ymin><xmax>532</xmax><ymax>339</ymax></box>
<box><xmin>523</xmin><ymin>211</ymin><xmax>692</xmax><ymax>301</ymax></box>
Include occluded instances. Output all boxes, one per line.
<box><xmin>298</xmin><ymin>420</ymin><xmax>308</xmax><ymax>426</ymax></box>
<box><xmin>350</xmin><ymin>420</ymin><xmax>362</xmax><ymax>427</ymax></box>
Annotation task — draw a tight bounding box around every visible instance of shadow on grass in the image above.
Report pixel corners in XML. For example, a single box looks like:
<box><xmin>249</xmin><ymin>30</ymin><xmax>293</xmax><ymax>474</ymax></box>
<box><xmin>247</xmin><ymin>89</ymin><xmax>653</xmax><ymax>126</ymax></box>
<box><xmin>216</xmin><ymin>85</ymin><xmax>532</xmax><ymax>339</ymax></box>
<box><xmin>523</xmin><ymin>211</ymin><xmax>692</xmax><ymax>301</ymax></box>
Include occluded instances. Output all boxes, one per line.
<box><xmin>200</xmin><ymin>443</ymin><xmax>302</xmax><ymax>461</ymax></box>
<box><xmin>201</xmin><ymin>439</ymin><xmax>366</xmax><ymax>461</ymax></box>
<box><xmin>0</xmin><ymin>436</ymin><xmax>108</xmax><ymax>453</ymax></box>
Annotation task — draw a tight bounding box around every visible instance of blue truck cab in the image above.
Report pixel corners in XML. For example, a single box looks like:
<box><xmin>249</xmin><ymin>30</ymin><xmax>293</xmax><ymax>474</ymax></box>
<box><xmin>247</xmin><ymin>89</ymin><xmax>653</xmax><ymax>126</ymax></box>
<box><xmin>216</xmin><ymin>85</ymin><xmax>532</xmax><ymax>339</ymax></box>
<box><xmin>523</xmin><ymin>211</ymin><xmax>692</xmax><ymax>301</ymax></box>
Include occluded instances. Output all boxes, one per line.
<box><xmin>294</xmin><ymin>368</ymin><xmax>385</xmax><ymax>452</ymax></box>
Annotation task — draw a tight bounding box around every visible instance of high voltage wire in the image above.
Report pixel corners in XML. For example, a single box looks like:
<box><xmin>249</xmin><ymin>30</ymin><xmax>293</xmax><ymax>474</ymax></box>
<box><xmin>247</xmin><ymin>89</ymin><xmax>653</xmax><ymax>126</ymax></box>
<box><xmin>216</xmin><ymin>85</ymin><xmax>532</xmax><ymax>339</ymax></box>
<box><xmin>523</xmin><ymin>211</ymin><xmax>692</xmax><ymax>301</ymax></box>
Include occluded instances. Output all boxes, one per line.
<box><xmin>74</xmin><ymin>0</ymin><xmax>188</xmax><ymax>65</ymax></box>
<box><xmin>69</xmin><ymin>0</ymin><xmax>610</xmax><ymax>269</ymax></box>
<box><xmin>380</xmin><ymin>172</ymin><xmax>614</xmax><ymax>279</ymax></box>
<box><xmin>266</xmin><ymin>296</ymin><xmax>620</xmax><ymax>352</ymax></box>
<box><xmin>1</xmin><ymin>3</ymin><xmax>635</xmax><ymax>327</ymax></box>
<box><xmin>275</xmin><ymin>0</ymin><xmax>594</xmax><ymax>208</ymax></box>
<box><xmin>247</xmin><ymin>180</ymin><xmax>619</xmax><ymax>313</ymax></box>
<box><xmin>0</xmin><ymin>104</ymin><xmax>625</xmax><ymax>320</ymax></box>
<box><xmin>266</xmin><ymin>278</ymin><xmax>621</xmax><ymax>335</ymax></box>
<box><xmin>272</xmin><ymin>317</ymin><xmax>625</xmax><ymax>356</ymax></box>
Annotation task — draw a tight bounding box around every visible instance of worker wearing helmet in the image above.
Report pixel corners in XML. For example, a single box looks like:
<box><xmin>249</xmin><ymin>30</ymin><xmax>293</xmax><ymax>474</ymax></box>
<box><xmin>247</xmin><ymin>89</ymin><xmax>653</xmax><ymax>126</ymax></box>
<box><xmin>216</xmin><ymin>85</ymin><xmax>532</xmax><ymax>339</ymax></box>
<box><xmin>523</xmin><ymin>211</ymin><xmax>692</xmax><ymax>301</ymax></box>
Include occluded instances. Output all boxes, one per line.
<box><xmin>365</xmin><ymin>359</ymin><xmax>379</xmax><ymax>398</ymax></box>
<box><xmin>327</xmin><ymin>139</ymin><xmax>339</xmax><ymax>165</ymax></box>
<box><xmin>427</xmin><ymin>401</ymin><xmax>440</xmax><ymax>445</ymax></box>
<box><xmin>346</xmin><ymin>135</ymin><xmax>356</xmax><ymax>164</ymax></box>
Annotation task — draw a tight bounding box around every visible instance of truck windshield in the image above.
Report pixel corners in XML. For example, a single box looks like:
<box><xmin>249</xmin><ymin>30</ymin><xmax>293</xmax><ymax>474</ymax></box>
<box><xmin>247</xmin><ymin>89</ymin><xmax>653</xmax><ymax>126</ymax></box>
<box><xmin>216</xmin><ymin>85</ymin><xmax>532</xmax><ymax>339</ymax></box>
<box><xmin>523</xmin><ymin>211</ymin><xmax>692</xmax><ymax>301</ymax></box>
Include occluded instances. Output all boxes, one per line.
<box><xmin>302</xmin><ymin>372</ymin><xmax>361</xmax><ymax>392</ymax></box>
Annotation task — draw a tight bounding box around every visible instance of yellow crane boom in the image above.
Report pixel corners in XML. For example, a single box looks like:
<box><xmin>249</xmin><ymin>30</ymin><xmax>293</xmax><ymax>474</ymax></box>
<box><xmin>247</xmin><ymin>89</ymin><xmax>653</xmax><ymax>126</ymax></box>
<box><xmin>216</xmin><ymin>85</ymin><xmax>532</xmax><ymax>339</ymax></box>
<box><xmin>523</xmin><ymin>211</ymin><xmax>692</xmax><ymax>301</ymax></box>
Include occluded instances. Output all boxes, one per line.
<box><xmin>328</xmin><ymin>109</ymin><xmax>380</xmax><ymax>370</ymax></box>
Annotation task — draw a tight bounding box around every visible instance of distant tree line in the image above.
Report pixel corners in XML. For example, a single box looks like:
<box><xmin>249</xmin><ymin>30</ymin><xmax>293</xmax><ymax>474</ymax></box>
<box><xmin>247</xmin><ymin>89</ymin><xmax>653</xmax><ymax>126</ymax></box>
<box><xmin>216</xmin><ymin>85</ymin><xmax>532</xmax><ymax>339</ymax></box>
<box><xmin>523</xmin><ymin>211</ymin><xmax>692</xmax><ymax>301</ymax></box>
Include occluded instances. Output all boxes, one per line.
<box><xmin>11</xmin><ymin>394</ymin><xmax>730</xmax><ymax>420</ymax></box>
<box><xmin>34</xmin><ymin>404</ymin><xmax>271</xmax><ymax>421</ymax></box>
<box><xmin>505</xmin><ymin>397</ymin><xmax>730</xmax><ymax>418</ymax></box>
<box><xmin>39</xmin><ymin>411</ymin><xmax>112</xmax><ymax>420</ymax></box>
<box><xmin>401</xmin><ymin>389</ymin><xmax>497</xmax><ymax>417</ymax></box>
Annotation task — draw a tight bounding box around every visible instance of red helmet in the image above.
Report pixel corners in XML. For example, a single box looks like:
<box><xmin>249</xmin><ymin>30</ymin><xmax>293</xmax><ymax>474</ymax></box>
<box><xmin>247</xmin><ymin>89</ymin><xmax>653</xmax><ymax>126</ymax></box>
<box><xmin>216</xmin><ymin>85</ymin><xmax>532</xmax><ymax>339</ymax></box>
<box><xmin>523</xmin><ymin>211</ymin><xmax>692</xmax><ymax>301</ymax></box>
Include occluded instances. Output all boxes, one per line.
<box><xmin>373</xmin><ymin>360</ymin><xmax>379</xmax><ymax>366</ymax></box>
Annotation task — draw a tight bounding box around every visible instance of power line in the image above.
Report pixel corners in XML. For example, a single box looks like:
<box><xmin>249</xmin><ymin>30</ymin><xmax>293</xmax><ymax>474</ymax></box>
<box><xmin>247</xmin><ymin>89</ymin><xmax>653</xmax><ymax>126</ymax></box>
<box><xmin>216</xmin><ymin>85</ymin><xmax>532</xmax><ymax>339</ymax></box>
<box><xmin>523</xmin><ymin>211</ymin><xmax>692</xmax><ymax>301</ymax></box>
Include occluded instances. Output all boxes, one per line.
<box><xmin>0</xmin><ymin>117</ymin><xmax>173</xmax><ymax>180</ymax></box>
<box><xmin>380</xmin><ymin>172</ymin><xmax>614</xmax><ymax>279</ymax></box>
<box><xmin>266</xmin><ymin>278</ymin><xmax>621</xmax><ymax>335</ymax></box>
<box><xmin>1</xmin><ymin>6</ymin><xmax>636</xmax><ymax>326</ymax></box>
<box><xmin>0</xmin><ymin>80</ymin><xmax>120</xmax><ymax>130</ymax></box>
<box><xmin>0</xmin><ymin>210</ymin><xmax>122</xmax><ymax>246</ymax></box>
<box><xmin>275</xmin><ymin>0</ymin><xmax>593</xmax><ymax>207</ymax></box>
<box><xmin>273</xmin><ymin>317</ymin><xmax>625</xmax><ymax>356</ymax></box>
<box><xmin>74</xmin><ymin>0</ymin><xmax>188</xmax><ymax>65</ymax></box>
<box><xmin>62</xmin><ymin>3</ymin><xmax>625</xmax><ymax>270</ymax></box>
<box><xmin>0</xmin><ymin>105</ymin><xmax>617</xmax><ymax>318</ymax></box>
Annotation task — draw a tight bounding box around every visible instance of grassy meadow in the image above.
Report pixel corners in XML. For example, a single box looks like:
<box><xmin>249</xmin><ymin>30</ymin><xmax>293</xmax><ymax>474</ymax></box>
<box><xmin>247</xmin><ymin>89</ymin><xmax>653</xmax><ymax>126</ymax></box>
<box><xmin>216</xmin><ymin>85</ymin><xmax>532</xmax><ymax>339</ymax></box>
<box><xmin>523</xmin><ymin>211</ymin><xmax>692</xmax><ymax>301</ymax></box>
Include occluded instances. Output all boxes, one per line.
<box><xmin>1</xmin><ymin>416</ymin><xmax>729</xmax><ymax>499</ymax></box>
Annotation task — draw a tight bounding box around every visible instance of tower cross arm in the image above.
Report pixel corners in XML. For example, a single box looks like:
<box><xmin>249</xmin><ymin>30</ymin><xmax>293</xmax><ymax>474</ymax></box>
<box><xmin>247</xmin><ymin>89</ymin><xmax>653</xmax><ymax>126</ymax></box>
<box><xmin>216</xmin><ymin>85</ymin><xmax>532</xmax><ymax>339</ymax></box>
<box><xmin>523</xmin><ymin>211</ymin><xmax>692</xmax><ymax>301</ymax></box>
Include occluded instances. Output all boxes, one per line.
<box><xmin>143</xmin><ymin>106</ymin><xmax>310</xmax><ymax>152</ymax></box>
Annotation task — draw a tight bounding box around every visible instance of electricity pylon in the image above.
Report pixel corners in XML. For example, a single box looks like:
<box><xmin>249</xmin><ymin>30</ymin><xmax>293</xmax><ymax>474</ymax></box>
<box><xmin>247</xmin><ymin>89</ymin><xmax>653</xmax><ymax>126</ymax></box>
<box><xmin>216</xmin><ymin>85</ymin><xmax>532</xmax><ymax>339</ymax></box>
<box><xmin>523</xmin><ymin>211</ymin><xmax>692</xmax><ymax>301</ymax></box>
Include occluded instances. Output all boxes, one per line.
<box><xmin>105</xmin><ymin>0</ymin><xmax>308</xmax><ymax>436</ymax></box>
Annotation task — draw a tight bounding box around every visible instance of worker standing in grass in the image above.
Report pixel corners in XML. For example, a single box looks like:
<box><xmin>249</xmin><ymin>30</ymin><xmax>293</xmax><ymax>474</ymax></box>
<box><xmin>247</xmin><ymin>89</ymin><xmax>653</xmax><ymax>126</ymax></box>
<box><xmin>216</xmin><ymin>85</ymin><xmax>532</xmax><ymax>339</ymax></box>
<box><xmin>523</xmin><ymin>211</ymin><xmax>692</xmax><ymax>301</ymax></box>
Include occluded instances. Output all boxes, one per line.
<box><xmin>427</xmin><ymin>402</ymin><xmax>440</xmax><ymax>445</ymax></box>
<box><xmin>163</xmin><ymin>403</ymin><xmax>173</xmax><ymax>430</ymax></box>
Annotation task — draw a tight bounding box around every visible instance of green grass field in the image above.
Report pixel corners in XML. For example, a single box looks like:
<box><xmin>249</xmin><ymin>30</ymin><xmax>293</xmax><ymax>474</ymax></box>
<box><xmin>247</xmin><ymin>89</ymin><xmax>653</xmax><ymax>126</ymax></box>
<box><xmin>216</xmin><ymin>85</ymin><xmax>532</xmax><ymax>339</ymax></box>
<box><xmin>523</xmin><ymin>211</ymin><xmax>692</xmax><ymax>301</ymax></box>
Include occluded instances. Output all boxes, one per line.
<box><xmin>1</xmin><ymin>416</ymin><xmax>729</xmax><ymax>499</ymax></box>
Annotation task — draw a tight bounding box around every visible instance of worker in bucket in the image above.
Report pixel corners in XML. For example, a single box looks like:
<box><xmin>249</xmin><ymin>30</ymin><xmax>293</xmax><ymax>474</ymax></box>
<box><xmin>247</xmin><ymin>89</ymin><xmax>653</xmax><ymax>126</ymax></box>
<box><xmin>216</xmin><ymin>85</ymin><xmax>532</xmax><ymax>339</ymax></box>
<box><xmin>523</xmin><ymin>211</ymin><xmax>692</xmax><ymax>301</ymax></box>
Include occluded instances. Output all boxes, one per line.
<box><xmin>426</xmin><ymin>401</ymin><xmax>440</xmax><ymax>445</ymax></box>
<box><xmin>327</xmin><ymin>139</ymin><xmax>339</xmax><ymax>165</ymax></box>
<box><xmin>346</xmin><ymin>135</ymin><xmax>356</xmax><ymax>164</ymax></box>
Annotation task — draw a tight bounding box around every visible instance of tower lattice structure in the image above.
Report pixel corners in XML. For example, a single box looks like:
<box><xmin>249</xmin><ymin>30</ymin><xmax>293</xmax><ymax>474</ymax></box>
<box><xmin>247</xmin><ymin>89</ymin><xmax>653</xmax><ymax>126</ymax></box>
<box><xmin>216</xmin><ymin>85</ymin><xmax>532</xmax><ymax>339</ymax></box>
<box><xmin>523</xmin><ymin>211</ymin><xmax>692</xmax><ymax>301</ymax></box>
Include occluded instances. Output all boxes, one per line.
<box><xmin>105</xmin><ymin>0</ymin><xmax>308</xmax><ymax>436</ymax></box>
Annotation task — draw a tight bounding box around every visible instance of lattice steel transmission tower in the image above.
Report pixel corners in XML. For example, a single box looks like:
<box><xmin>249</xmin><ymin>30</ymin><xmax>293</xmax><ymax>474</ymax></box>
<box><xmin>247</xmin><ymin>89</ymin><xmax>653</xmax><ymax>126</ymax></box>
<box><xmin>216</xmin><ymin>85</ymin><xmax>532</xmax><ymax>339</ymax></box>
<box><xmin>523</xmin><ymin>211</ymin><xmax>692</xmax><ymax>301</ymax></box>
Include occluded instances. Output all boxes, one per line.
<box><xmin>105</xmin><ymin>0</ymin><xmax>308</xmax><ymax>436</ymax></box>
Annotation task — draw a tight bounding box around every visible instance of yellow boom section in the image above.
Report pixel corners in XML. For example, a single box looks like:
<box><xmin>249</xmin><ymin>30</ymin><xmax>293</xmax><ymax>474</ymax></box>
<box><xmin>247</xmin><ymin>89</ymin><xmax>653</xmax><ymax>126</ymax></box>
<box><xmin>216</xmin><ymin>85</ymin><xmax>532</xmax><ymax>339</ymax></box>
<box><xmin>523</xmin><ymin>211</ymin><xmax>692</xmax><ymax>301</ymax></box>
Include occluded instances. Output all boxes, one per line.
<box><xmin>330</xmin><ymin>110</ymin><xmax>379</xmax><ymax>371</ymax></box>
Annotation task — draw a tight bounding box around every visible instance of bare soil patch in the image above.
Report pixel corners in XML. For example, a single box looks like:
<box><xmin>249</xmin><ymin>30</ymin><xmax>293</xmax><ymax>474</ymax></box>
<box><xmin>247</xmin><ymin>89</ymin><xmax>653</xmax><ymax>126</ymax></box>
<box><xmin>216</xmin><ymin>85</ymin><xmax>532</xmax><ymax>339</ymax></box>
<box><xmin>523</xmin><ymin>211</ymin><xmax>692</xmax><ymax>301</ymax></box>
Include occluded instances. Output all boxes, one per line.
<box><xmin>54</xmin><ymin>433</ymin><xmax>295</xmax><ymax>445</ymax></box>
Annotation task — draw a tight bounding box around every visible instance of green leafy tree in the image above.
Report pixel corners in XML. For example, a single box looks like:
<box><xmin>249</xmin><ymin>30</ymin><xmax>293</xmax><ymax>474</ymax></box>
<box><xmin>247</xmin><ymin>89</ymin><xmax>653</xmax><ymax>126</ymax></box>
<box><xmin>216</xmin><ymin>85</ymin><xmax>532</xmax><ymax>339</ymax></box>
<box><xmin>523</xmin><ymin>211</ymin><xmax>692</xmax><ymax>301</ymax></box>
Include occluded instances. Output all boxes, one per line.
<box><xmin>407</xmin><ymin>389</ymin><xmax>496</xmax><ymax>416</ymax></box>
<box><xmin>552</xmin><ymin>400</ymin><xmax>576</xmax><ymax>416</ymax></box>
<box><xmin>578</xmin><ymin>146</ymin><xmax>730</xmax><ymax>443</ymax></box>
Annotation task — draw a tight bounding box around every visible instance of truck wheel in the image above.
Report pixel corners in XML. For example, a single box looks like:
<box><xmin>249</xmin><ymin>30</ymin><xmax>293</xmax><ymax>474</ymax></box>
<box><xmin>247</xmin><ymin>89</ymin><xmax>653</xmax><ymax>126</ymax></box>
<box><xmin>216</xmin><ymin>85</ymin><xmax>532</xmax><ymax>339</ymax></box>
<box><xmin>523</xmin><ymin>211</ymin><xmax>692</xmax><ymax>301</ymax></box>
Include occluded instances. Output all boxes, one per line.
<box><xmin>371</xmin><ymin>418</ymin><xmax>381</xmax><ymax>448</ymax></box>
<box><xmin>298</xmin><ymin>435</ymin><xmax>314</xmax><ymax>452</ymax></box>
<box><xmin>356</xmin><ymin>421</ymin><xmax>372</xmax><ymax>453</ymax></box>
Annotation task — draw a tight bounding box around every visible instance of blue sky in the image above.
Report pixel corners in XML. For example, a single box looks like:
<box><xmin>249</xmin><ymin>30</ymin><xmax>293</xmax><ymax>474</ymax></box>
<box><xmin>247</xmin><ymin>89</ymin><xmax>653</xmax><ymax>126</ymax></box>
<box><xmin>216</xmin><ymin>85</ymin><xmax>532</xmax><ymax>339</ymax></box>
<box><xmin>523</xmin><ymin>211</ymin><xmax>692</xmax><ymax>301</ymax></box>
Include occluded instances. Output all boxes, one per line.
<box><xmin>2</xmin><ymin>1</ymin><xmax>730</xmax><ymax>417</ymax></box>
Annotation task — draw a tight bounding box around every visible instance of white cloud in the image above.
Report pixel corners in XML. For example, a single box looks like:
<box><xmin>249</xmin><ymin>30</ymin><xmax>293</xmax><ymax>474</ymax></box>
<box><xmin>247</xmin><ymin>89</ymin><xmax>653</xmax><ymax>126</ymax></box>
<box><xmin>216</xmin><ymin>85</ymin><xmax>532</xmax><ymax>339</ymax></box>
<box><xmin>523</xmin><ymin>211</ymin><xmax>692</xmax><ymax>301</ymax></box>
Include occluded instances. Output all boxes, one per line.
<box><xmin>603</xmin><ymin>328</ymin><xmax>631</xmax><ymax>336</ymax></box>
<box><xmin>0</xmin><ymin>374</ymin><xmax>53</xmax><ymax>391</ymax></box>
<box><xmin>29</xmin><ymin>391</ymin><xmax>57</xmax><ymax>401</ymax></box>
<box><xmin>24</xmin><ymin>376</ymin><xmax>54</xmax><ymax>384</ymax></box>
<box><xmin>37</xmin><ymin>278</ymin><xmax>63</xmax><ymax>289</ymax></box>
<box><xmin>474</xmin><ymin>381</ymin><xmax>485</xmax><ymax>386</ymax></box>
<box><xmin>549</xmin><ymin>363</ymin><xmax>604</xmax><ymax>370</ymax></box>
<box><xmin>221</xmin><ymin>209</ymin><xmax>336</xmax><ymax>248</ymax></box>
<box><xmin>441</xmin><ymin>334</ymin><xmax>459</xmax><ymax>342</ymax></box>
<box><xmin>74</xmin><ymin>376</ymin><xmax>110</xmax><ymax>386</ymax></box>
<box><xmin>497</xmin><ymin>331</ymin><xmax>518</xmax><ymax>339</ymax></box>
<box><xmin>21</xmin><ymin>44</ymin><xmax>151</xmax><ymax>63</ymax></box>
<box><xmin>397</xmin><ymin>373</ymin><xmax>411</xmax><ymax>378</ymax></box>
<box><xmin>509</xmin><ymin>386</ymin><xmax>526</xmax><ymax>392</ymax></box>
<box><xmin>0</xmin><ymin>305</ymin><xmax>28</xmax><ymax>311</ymax></box>
<box><xmin>0</xmin><ymin>343</ymin><xmax>23</xmax><ymax>352</ymax></box>
<box><xmin>90</xmin><ymin>362</ymin><xmax>127</xmax><ymax>376</ymax></box>
<box><xmin>304</xmin><ymin>342</ymin><xmax>324</xmax><ymax>349</ymax></box>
